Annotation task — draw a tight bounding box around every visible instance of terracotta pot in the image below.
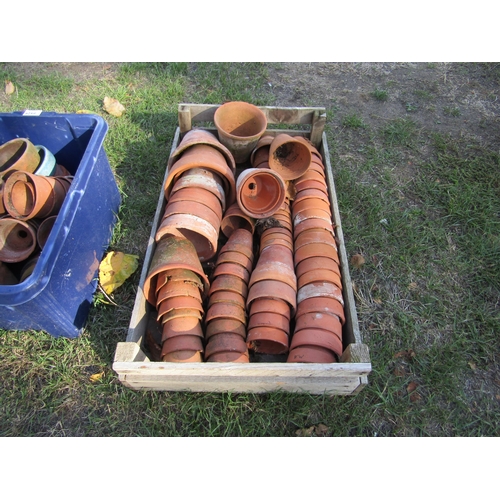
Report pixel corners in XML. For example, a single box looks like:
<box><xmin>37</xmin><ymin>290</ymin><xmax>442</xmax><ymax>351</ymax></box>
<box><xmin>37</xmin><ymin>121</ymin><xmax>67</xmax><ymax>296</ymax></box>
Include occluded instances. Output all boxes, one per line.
<box><xmin>0</xmin><ymin>261</ymin><xmax>18</xmax><ymax>285</ymax></box>
<box><xmin>163</xmin><ymin>350</ymin><xmax>203</xmax><ymax>363</ymax></box>
<box><xmin>292</xmin><ymin>197</ymin><xmax>331</xmax><ymax>221</ymax></box>
<box><xmin>250</xmin><ymin>135</ymin><xmax>274</xmax><ymax>166</ymax></box>
<box><xmin>36</xmin><ymin>215</ymin><xmax>57</xmax><ymax>249</ymax></box>
<box><xmin>168</xmin><ymin>128</ymin><xmax>236</xmax><ymax>173</ymax></box>
<box><xmin>215</xmin><ymin>249</ymin><xmax>253</xmax><ymax>274</ymax></box>
<box><xmin>161</xmin><ymin>317</ymin><xmax>204</xmax><ymax>342</ymax></box>
<box><xmin>162</xmin><ymin>199</ymin><xmax>221</xmax><ymax>232</ymax></box>
<box><xmin>160</xmin><ymin>308</ymin><xmax>203</xmax><ymax>325</ymax></box>
<box><xmin>251</xmin><ymin>147</ymin><xmax>271</xmax><ymax>169</ymax></box>
<box><xmin>205</xmin><ymin>301</ymin><xmax>246</xmax><ymax>324</ymax></box>
<box><xmin>164</xmin><ymin>144</ymin><xmax>236</xmax><ymax>206</ymax></box>
<box><xmin>293</xmin><ymin>136</ymin><xmax>323</xmax><ymax>162</ymax></box>
<box><xmin>168</xmin><ymin>187</ymin><xmax>223</xmax><ymax>221</ymax></box>
<box><xmin>172</xmin><ymin>168</ymin><xmax>226</xmax><ymax>211</ymax></box>
<box><xmin>297</xmin><ymin>268</ymin><xmax>343</xmax><ymax>291</ymax></box>
<box><xmin>246</xmin><ymin>279</ymin><xmax>296</xmax><ymax>316</ymax></box>
<box><xmin>249</xmin><ymin>297</ymin><xmax>291</xmax><ymax>321</ymax></box>
<box><xmin>143</xmin><ymin>235</ymin><xmax>209</xmax><ymax>305</ymax></box>
<box><xmin>205</xmin><ymin>318</ymin><xmax>247</xmax><ymax>339</ymax></box>
<box><xmin>247</xmin><ymin>326</ymin><xmax>289</xmax><ymax>354</ymax></box>
<box><xmin>236</xmin><ymin>167</ymin><xmax>286</xmax><ymax>219</ymax></box>
<box><xmin>0</xmin><ymin>217</ymin><xmax>38</xmax><ymax>263</ymax></box>
<box><xmin>206</xmin><ymin>351</ymin><xmax>249</xmax><ymax>363</ymax></box>
<box><xmin>295</xmin><ymin>256</ymin><xmax>340</xmax><ymax>278</ymax></box>
<box><xmin>287</xmin><ymin>345</ymin><xmax>337</xmax><ymax>363</ymax></box>
<box><xmin>295</xmin><ymin>169</ymin><xmax>326</xmax><ymax>184</ymax></box>
<box><xmin>208</xmin><ymin>289</ymin><xmax>247</xmax><ymax>310</ymax></box>
<box><xmin>161</xmin><ymin>334</ymin><xmax>204</xmax><ymax>357</ymax></box>
<box><xmin>155</xmin><ymin>268</ymin><xmax>203</xmax><ymax>296</ymax></box>
<box><xmin>294</xmin><ymin>188</ymin><xmax>330</xmax><ymax>205</ymax></box>
<box><xmin>260</xmin><ymin>235</ymin><xmax>294</xmax><ymax>253</ymax></box>
<box><xmin>297</xmin><ymin>282</ymin><xmax>344</xmax><ymax>306</ymax></box>
<box><xmin>293</xmin><ymin>217</ymin><xmax>335</xmax><ymax>238</ymax></box>
<box><xmin>296</xmin><ymin>296</ymin><xmax>345</xmax><ymax>325</ymax></box>
<box><xmin>294</xmin><ymin>242</ymin><xmax>340</xmax><ymax>266</ymax></box>
<box><xmin>0</xmin><ymin>138</ymin><xmax>40</xmax><ymax>177</ymax></box>
<box><xmin>290</xmin><ymin>328</ymin><xmax>343</xmax><ymax>358</ymax></box>
<box><xmin>294</xmin><ymin>178</ymin><xmax>329</xmax><ymax>195</ymax></box>
<box><xmin>156</xmin><ymin>279</ymin><xmax>203</xmax><ymax>305</ymax></box>
<box><xmin>212</xmin><ymin>261</ymin><xmax>250</xmax><ymax>283</ymax></box>
<box><xmin>157</xmin><ymin>295</ymin><xmax>204</xmax><ymax>322</ymax></box>
<box><xmin>249</xmin><ymin>244</ymin><xmax>297</xmax><ymax>291</ymax></box>
<box><xmin>209</xmin><ymin>274</ymin><xmax>248</xmax><ymax>298</ymax></box>
<box><xmin>268</xmin><ymin>134</ymin><xmax>312</xmax><ymax>180</ymax></box>
<box><xmin>220</xmin><ymin>202</ymin><xmax>256</xmax><ymax>237</ymax></box>
<box><xmin>219</xmin><ymin>227</ymin><xmax>254</xmax><ymax>260</ymax></box>
<box><xmin>248</xmin><ymin>311</ymin><xmax>290</xmax><ymax>333</ymax></box>
<box><xmin>294</xmin><ymin>229</ymin><xmax>337</xmax><ymax>252</ymax></box>
<box><xmin>214</xmin><ymin>101</ymin><xmax>267</xmax><ymax>163</ymax></box>
<box><xmin>205</xmin><ymin>333</ymin><xmax>248</xmax><ymax>358</ymax></box>
<box><xmin>294</xmin><ymin>312</ymin><xmax>342</xmax><ymax>340</ymax></box>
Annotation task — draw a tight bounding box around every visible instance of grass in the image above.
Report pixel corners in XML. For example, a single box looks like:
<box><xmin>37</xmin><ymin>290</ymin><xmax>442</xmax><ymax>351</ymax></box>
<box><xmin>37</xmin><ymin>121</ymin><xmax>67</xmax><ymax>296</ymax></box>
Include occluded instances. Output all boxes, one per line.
<box><xmin>372</xmin><ymin>88</ymin><xmax>388</xmax><ymax>101</ymax></box>
<box><xmin>0</xmin><ymin>62</ymin><xmax>499</xmax><ymax>437</ymax></box>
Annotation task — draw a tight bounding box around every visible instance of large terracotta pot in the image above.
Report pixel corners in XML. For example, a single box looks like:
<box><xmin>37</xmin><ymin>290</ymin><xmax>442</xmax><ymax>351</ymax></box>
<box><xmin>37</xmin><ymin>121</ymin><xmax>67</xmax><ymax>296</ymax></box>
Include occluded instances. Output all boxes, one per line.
<box><xmin>214</xmin><ymin>101</ymin><xmax>267</xmax><ymax>163</ymax></box>
<box><xmin>269</xmin><ymin>134</ymin><xmax>311</xmax><ymax>180</ymax></box>
<box><xmin>0</xmin><ymin>138</ymin><xmax>40</xmax><ymax>177</ymax></box>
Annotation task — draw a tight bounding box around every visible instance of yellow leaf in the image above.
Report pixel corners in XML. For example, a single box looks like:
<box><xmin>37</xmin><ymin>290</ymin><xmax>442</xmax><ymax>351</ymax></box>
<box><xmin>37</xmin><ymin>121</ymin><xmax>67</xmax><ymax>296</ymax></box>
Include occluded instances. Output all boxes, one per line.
<box><xmin>103</xmin><ymin>96</ymin><xmax>125</xmax><ymax>117</ymax></box>
<box><xmin>350</xmin><ymin>253</ymin><xmax>365</xmax><ymax>269</ymax></box>
<box><xmin>76</xmin><ymin>109</ymin><xmax>95</xmax><ymax>114</ymax></box>
<box><xmin>99</xmin><ymin>251</ymin><xmax>139</xmax><ymax>295</ymax></box>
<box><xmin>90</xmin><ymin>372</ymin><xmax>104</xmax><ymax>382</ymax></box>
<box><xmin>5</xmin><ymin>80</ymin><xmax>15</xmax><ymax>95</ymax></box>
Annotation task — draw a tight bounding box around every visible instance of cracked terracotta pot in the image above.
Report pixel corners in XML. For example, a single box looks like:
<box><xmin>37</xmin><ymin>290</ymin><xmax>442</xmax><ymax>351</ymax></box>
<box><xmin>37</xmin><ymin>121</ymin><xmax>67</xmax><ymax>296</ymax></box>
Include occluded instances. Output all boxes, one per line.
<box><xmin>290</xmin><ymin>328</ymin><xmax>343</xmax><ymax>358</ymax></box>
<box><xmin>246</xmin><ymin>279</ymin><xmax>296</xmax><ymax>316</ymax></box>
<box><xmin>164</xmin><ymin>144</ymin><xmax>236</xmax><ymax>206</ymax></box>
<box><xmin>0</xmin><ymin>261</ymin><xmax>18</xmax><ymax>285</ymax></box>
<box><xmin>143</xmin><ymin>235</ymin><xmax>209</xmax><ymax>306</ymax></box>
<box><xmin>155</xmin><ymin>268</ymin><xmax>203</xmax><ymax>296</ymax></box>
<box><xmin>0</xmin><ymin>138</ymin><xmax>40</xmax><ymax>178</ymax></box>
<box><xmin>172</xmin><ymin>168</ymin><xmax>226</xmax><ymax>211</ymax></box>
<box><xmin>0</xmin><ymin>217</ymin><xmax>38</xmax><ymax>263</ymax></box>
<box><xmin>297</xmin><ymin>282</ymin><xmax>344</xmax><ymax>306</ymax></box>
<box><xmin>249</xmin><ymin>244</ymin><xmax>297</xmax><ymax>291</ymax></box>
<box><xmin>205</xmin><ymin>318</ymin><xmax>247</xmax><ymax>339</ymax></box>
<box><xmin>296</xmin><ymin>296</ymin><xmax>345</xmax><ymax>325</ymax></box>
<box><xmin>36</xmin><ymin>215</ymin><xmax>57</xmax><ymax>249</ymax></box>
<box><xmin>156</xmin><ymin>279</ymin><xmax>203</xmax><ymax>305</ymax></box>
<box><xmin>214</xmin><ymin>101</ymin><xmax>267</xmax><ymax>164</ymax></box>
<box><xmin>168</xmin><ymin>128</ymin><xmax>236</xmax><ymax>173</ymax></box>
<box><xmin>160</xmin><ymin>307</ymin><xmax>203</xmax><ymax>325</ymax></box>
<box><xmin>236</xmin><ymin>167</ymin><xmax>286</xmax><ymax>219</ymax></box>
<box><xmin>247</xmin><ymin>326</ymin><xmax>289</xmax><ymax>355</ymax></box>
<box><xmin>220</xmin><ymin>202</ymin><xmax>255</xmax><ymax>237</ymax></box>
<box><xmin>294</xmin><ymin>242</ymin><xmax>340</xmax><ymax>267</ymax></box>
<box><xmin>209</xmin><ymin>274</ymin><xmax>248</xmax><ymax>298</ymax></box>
<box><xmin>205</xmin><ymin>332</ymin><xmax>248</xmax><ymax>358</ymax></box>
<box><xmin>287</xmin><ymin>345</ymin><xmax>337</xmax><ymax>363</ymax></box>
<box><xmin>268</xmin><ymin>134</ymin><xmax>312</xmax><ymax>180</ymax></box>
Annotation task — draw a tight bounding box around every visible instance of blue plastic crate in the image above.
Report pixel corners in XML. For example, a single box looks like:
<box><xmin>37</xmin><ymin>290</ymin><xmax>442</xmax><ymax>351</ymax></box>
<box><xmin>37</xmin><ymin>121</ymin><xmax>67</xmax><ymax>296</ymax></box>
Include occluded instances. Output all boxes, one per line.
<box><xmin>0</xmin><ymin>111</ymin><xmax>121</xmax><ymax>338</ymax></box>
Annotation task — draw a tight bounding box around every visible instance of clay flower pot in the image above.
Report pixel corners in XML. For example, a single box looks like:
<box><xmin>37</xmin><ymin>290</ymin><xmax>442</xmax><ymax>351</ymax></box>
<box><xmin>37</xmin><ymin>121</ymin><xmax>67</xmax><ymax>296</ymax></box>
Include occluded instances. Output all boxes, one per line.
<box><xmin>248</xmin><ymin>311</ymin><xmax>290</xmax><ymax>334</ymax></box>
<box><xmin>294</xmin><ymin>188</ymin><xmax>330</xmax><ymax>205</ymax></box>
<box><xmin>208</xmin><ymin>289</ymin><xmax>247</xmax><ymax>310</ymax></box>
<box><xmin>155</xmin><ymin>268</ymin><xmax>203</xmax><ymax>296</ymax></box>
<box><xmin>295</xmin><ymin>312</ymin><xmax>342</xmax><ymax>340</ymax></box>
<box><xmin>294</xmin><ymin>178</ymin><xmax>329</xmax><ymax>195</ymax></box>
<box><xmin>209</xmin><ymin>274</ymin><xmax>248</xmax><ymax>298</ymax></box>
<box><xmin>205</xmin><ymin>301</ymin><xmax>247</xmax><ymax>324</ymax></box>
<box><xmin>36</xmin><ymin>215</ymin><xmax>57</xmax><ymax>249</ymax></box>
<box><xmin>207</xmin><ymin>351</ymin><xmax>249</xmax><ymax>363</ymax></box>
<box><xmin>214</xmin><ymin>101</ymin><xmax>267</xmax><ymax>163</ymax></box>
<box><xmin>212</xmin><ymin>262</ymin><xmax>250</xmax><ymax>283</ymax></box>
<box><xmin>292</xmin><ymin>197</ymin><xmax>332</xmax><ymax>221</ymax></box>
<box><xmin>161</xmin><ymin>334</ymin><xmax>204</xmax><ymax>358</ymax></box>
<box><xmin>297</xmin><ymin>282</ymin><xmax>344</xmax><ymax>306</ymax></box>
<box><xmin>0</xmin><ymin>138</ymin><xmax>40</xmax><ymax>178</ymax></box>
<box><xmin>294</xmin><ymin>242</ymin><xmax>340</xmax><ymax>267</ymax></box>
<box><xmin>163</xmin><ymin>350</ymin><xmax>203</xmax><ymax>363</ymax></box>
<box><xmin>295</xmin><ymin>256</ymin><xmax>340</xmax><ymax>281</ymax></box>
<box><xmin>249</xmin><ymin>244</ymin><xmax>297</xmax><ymax>291</ymax></box>
<box><xmin>0</xmin><ymin>217</ymin><xmax>38</xmax><ymax>263</ymax></box>
<box><xmin>268</xmin><ymin>134</ymin><xmax>312</xmax><ymax>180</ymax></box>
<box><xmin>219</xmin><ymin>227</ymin><xmax>254</xmax><ymax>260</ymax></box>
<box><xmin>296</xmin><ymin>296</ymin><xmax>345</xmax><ymax>325</ymax></box>
<box><xmin>236</xmin><ymin>167</ymin><xmax>286</xmax><ymax>219</ymax></box>
<box><xmin>168</xmin><ymin>187</ymin><xmax>223</xmax><ymax>221</ymax></box>
<box><xmin>247</xmin><ymin>326</ymin><xmax>289</xmax><ymax>355</ymax></box>
<box><xmin>168</xmin><ymin>128</ymin><xmax>236</xmax><ymax>173</ymax></box>
<box><xmin>216</xmin><ymin>249</ymin><xmax>254</xmax><ymax>274</ymax></box>
<box><xmin>33</xmin><ymin>145</ymin><xmax>57</xmax><ymax>176</ymax></box>
<box><xmin>294</xmin><ymin>229</ymin><xmax>337</xmax><ymax>252</ymax></box>
<box><xmin>246</xmin><ymin>279</ymin><xmax>297</xmax><ymax>316</ymax></box>
<box><xmin>287</xmin><ymin>345</ymin><xmax>337</xmax><ymax>363</ymax></box>
<box><xmin>143</xmin><ymin>235</ymin><xmax>209</xmax><ymax>306</ymax></box>
<box><xmin>160</xmin><ymin>307</ymin><xmax>203</xmax><ymax>325</ymax></box>
<box><xmin>297</xmin><ymin>268</ymin><xmax>343</xmax><ymax>291</ymax></box>
<box><xmin>19</xmin><ymin>253</ymin><xmax>40</xmax><ymax>282</ymax></box>
<box><xmin>250</xmin><ymin>135</ymin><xmax>274</xmax><ymax>166</ymax></box>
<box><xmin>290</xmin><ymin>328</ymin><xmax>343</xmax><ymax>358</ymax></box>
<box><xmin>220</xmin><ymin>202</ymin><xmax>256</xmax><ymax>238</ymax></box>
<box><xmin>293</xmin><ymin>136</ymin><xmax>323</xmax><ymax>162</ymax></box>
<box><xmin>162</xmin><ymin>316</ymin><xmax>204</xmax><ymax>342</ymax></box>
<box><xmin>205</xmin><ymin>333</ymin><xmax>248</xmax><ymax>358</ymax></box>
<box><xmin>205</xmin><ymin>318</ymin><xmax>247</xmax><ymax>339</ymax></box>
<box><xmin>157</xmin><ymin>296</ymin><xmax>204</xmax><ymax>323</ymax></box>
<box><xmin>249</xmin><ymin>297</ymin><xmax>291</xmax><ymax>322</ymax></box>
<box><xmin>293</xmin><ymin>217</ymin><xmax>335</xmax><ymax>238</ymax></box>
<box><xmin>156</xmin><ymin>279</ymin><xmax>203</xmax><ymax>305</ymax></box>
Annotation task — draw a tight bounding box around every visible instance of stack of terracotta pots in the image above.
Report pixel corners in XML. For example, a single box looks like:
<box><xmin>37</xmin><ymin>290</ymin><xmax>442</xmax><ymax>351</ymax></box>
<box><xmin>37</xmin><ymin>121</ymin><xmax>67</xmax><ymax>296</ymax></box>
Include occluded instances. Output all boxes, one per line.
<box><xmin>287</xmin><ymin>140</ymin><xmax>345</xmax><ymax>363</ymax></box>
<box><xmin>204</xmin><ymin>228</ymin><xmax>254</xmax><ymax>362</ymax></box>
<box><xmin>0</xmin><ymin>137</ymin><xmax>72</xmax><ymax>284</ymax></box>
<box><xmin>143</xmin><ymin>234</ymin><xmax>210</xmax><ymax>362</ymax></box>
<box><xmin>158</xmin><ymin>129</ymin><xmax>236</xmax><ymax>263</ymax></box>
<box><xmin>246</xmin><ymin>199</ymin><xmax>296</xmax><ymax>355</ymax></box>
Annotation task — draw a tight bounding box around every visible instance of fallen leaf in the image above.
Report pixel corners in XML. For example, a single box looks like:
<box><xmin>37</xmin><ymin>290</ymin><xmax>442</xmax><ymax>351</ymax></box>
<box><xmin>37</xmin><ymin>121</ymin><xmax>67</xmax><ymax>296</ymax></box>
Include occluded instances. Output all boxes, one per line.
<box><xmin>99</xmin><ymin>251</ymin><xmax>139</xmax><ymax>295</ymax></box>
<box><xmin>407</xmin><ymin>381</ymin><xmax>418</xmax><ymax>394</ymax></box>
<box><xmin>394</xmin><ymin>366</ymin><xmax>407</xmax><ymax>377</ymax></box>
<box><xmin>315</xmin><ymin>424</ymin><xmax>329</xmax><ymax>436</ymax></box>
<box><xmin>468</xmin><ymin>361</ymin><xmax>477</xmax><ymax>371</ymax></box>
<box><xmin>103</xmin><ymin>96</ymin><xmax>125</xmax><ymax>117</ymax></box>
<box><xmin>5</xmin><ymin>80</ymin><xmax>15</xmax><ymax>95</ymax></box>
<box><xmin>350</xmin><ymin>254</ymin><xmax>365</xmax><ymax>269</ymax></box>
<box><xmin>408</xmin><ymin>282</ymin><xmax>418</xmax><ymax>291</ymax></box>
<box><xmin>90</xmin><ymin>372</ymin><xmax>104</xmax><ymax>382</ymax></box>
<box><xmin>410</xmin><ymin>392</ymin><xmax>422</xmax><ymax>402</ymax></box>
<box><xmin>296</xmin><ymin>426</ymin><xmax>315</xmax><ymax>437</ymax></box>
<box><xmin>373</xmin><ymin>297</ymin><xmax>382</xmax><ymax>304</ymax></box>
<box><xmin>394</xmin><ymin>349</ymin><xmax>416</xmax><ymax>360</ymax></box>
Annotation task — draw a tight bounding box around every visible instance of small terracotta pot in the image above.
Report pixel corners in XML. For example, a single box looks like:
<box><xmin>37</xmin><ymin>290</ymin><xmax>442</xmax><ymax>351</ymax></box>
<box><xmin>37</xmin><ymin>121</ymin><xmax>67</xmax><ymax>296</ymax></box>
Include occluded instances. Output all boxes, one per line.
<box><xmin>296</xmin><ymin>296</ymin><xmax>345</xmax><ymax>325</ymax></box>
<box><xmin>160</xmin><ymin>308</ymin><xmax>203</xmax><ymax>325</ymax></box>
<box><xmin>212</xmin><ymin>261</ymin><xmax>250</xmax><ymax>282</ymax></box>
<box><xmin>295</xmin><ymin>169</ymin><xmax>326</xmax><ymax>184</ymax></box>
<box><xmin>250</xmin><ymin>135</ymin><xmax>274</xmax><ymax>166</ymax></box>
<box><xmin>294</xmin><ymin>188</ymin><xmax>330</xmax><ymax>205</ymax></box>
<box><xmin>247</xmin><ymin>326</ymin><xmax>289</xmax><ymax>354</ymax></box>
<box><xmin>246</xmin><ymin>279</ymin><xmax>297</xmax><ymax>316</ymax></box>
<box><xmin>249</xmin><ymin>297</ymin><xmax>291</xmax><ymax>321</ymax></box>
<box><xmin>294</xmin><ymin>178</ymin><xmax>329</xmax><ymax>195</ymax></box>
<box><xmin>293</xmin><ymin>136</ymin><xmax>323</xmax><ymax>162</ymax></box>
<box><xmin>156</xmin><ymin>279</ymin><xmax>203</xmax><ymax>305</ymax></box>
<box><xmin>293</xmin><ymin>217</ymin><xmax>335</xmax><ymax>238</ymax></box>
<box><xmin>206</xmin><ymin>351</ymin><xmax>249</xmax><ymax>363</ymax></box>
<box><xmin>168</xmin><ymin>187</ymin><xmax>223</xmax><ymax>221</ymax></box>
<box><xmin>219</xmin><ymin>227</ymin><xmax>254</xmax><ymax>260</ymax></box>
<box><xmin>268</xmin><ymin>134</ymin><xmax>312</xmax><ymax>180</ymax></box>
<box><xmin>36</xmin><ymin>215</ymin><xmax>57</xmax><ymax>249</ymax></box>
<box><xmin>205</xmin><ymin>333</ymin><xmax>248</xmax><ymax>358</ymax></box>
<box><xmin>236</xmin><ymin>167</ymin><xmax>286</xmax><ymax>219</ymax></box>
<box><xmin>293</xmin><ymin>242</ymin><xmax>340</xmax><ymax>266</ymax></box>
<box><xmin>143</xmin><ymin>235</ymin><xmax>209</xmax><ymax>305</ymax></box>
<box><xmin>208</xmin><ymin>290</ymin><xmax>247</xmax><ymax>310</ymax></box>
<box><xmin>205</xmin><ymin>301</ymin><xmax>246</xmax><ymax>324</ymax></box>
<box><xmin>260</xmin><ymin>235</ymin><xmax>294</xmax><ymax>253</ymax></box>
<box><xmin>297</xmin><ymin>282</ymin><xmax>344</xmax><ymax>306</ymax></box>
<box><xmin>163</xmin><ymin>350</ymin><xmax>203</xmax><ymax>363</ymax></box>
<box><xmin>156</xmin><ymin>212</ymin><xmax>219</xmax><ymax>263</ymax></box>
<box><xmin>155</xmin><ymin>268</ymin><xmax>203</xmax><ymax>296</ymax></box>
<box><xmin>294</xmin><ymin>229</ymin><xmax>337</xmax><ymax>252</ymax></box>
<box><xmin>297</xmin><ymin>268</ymin><xmax>343</xmax><ymax>291</ymax></box>
<box><xmin>168</xmin><ymin>128</ymin><xmax>236</xmax><ymax>173</ymax></box>
<box><xmin>214</xmin><ymin>101</ymin><xmax>267</xmax><ymax>163</ymax></box>
<box><xmin>215</xmin><ymin>249</ymin><xmax>253</xmax><ymax>274</ymax></box>
<box><xmin>162</xmin><ymin>199</ymin><xmax>221</xmax><ymax>232</ymax></box>
<box><xmin>248</xmin><ymin>311</ymin><xmax>290</xmax><ymax>334</ymax></box>
<box><xmin>295</xmin><ymin>256</ymin><xmax>340</xmax><ymax>278</ymax></box>
<box><xmin>294</xmin><ymin>312</ymin><xmax>342</xmax><ymax>340</ymax></box>
<box><xmin>249</xmin><ymin>244</ymin><xmax>297</xmax><ymax>291</ymax></box>
<box><xmin>157</xmin><ymin>295</ymin><xmax>204</xmax><ymax>322</ymax></box>
<box><xmin>287</xmin><ymin>345</ymin><xmax>337</xmax><ymax>363</ymax></box>
<box><xmin>292</xmin><ymin>197</ymin><xmax>332</xmax><ymax>220</ymax></box>
<box><xmin>0</xmin><ymin>138</ymin><xmax>40</xmax><ymax>177</ymax></box>
<box><xmin>161</xmin><ymin>317</ymin><xmax>204</xmax><ymax>342</ymax></box>
<box><xmin>161</xmin><ymin>334</ymin><xmax>204</xmax><ymax>357</ymax></box>
<box><xmin>209</xmin><ymin>274</ymin><xmax>248</xmax><ymax>298</ymax></box>
<box><xmin>220</xmin><ymin>202</ymin><xmax>256</xmax><ymax>238</ymax></box>
<box><xmin>205</xmin><ymin>318</ymin><xmax>247</xmax><ymax>339</ymax></box>
<box><xmin>0</xmin><ymin>217</ymin><xmax>38</xmax><ymax>263</ymax></box>
<box><xmin>290</xmin><ymin>328</ymin><xmax>343</xmax><ymax>358</ymax></box>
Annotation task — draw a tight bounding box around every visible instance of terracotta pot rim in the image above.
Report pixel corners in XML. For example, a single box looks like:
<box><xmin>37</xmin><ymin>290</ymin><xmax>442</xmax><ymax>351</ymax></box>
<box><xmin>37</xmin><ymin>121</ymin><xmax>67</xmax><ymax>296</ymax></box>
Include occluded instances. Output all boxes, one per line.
<box><xmin>287</xmin><ymin>345</ymin><xmax>337</xmax><ymax>364</ymax></box>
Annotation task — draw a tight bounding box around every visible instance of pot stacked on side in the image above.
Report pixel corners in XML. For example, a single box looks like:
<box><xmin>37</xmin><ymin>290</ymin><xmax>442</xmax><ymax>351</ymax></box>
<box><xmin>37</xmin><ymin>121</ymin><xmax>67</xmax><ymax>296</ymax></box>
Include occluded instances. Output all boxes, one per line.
<box><xmin>245</xmin><ymin>200</ymin><xmax>296</xmax><ymax>355</ymax></box>
<box><xmin>287</xmin><ymin>141</ymin><xmax>345</xmax><ymax>363</ymax></box>
<box><xmin>204</xmin><ymin>228</ymin><xmax>254</xmax><ymax>362</ymax></box>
